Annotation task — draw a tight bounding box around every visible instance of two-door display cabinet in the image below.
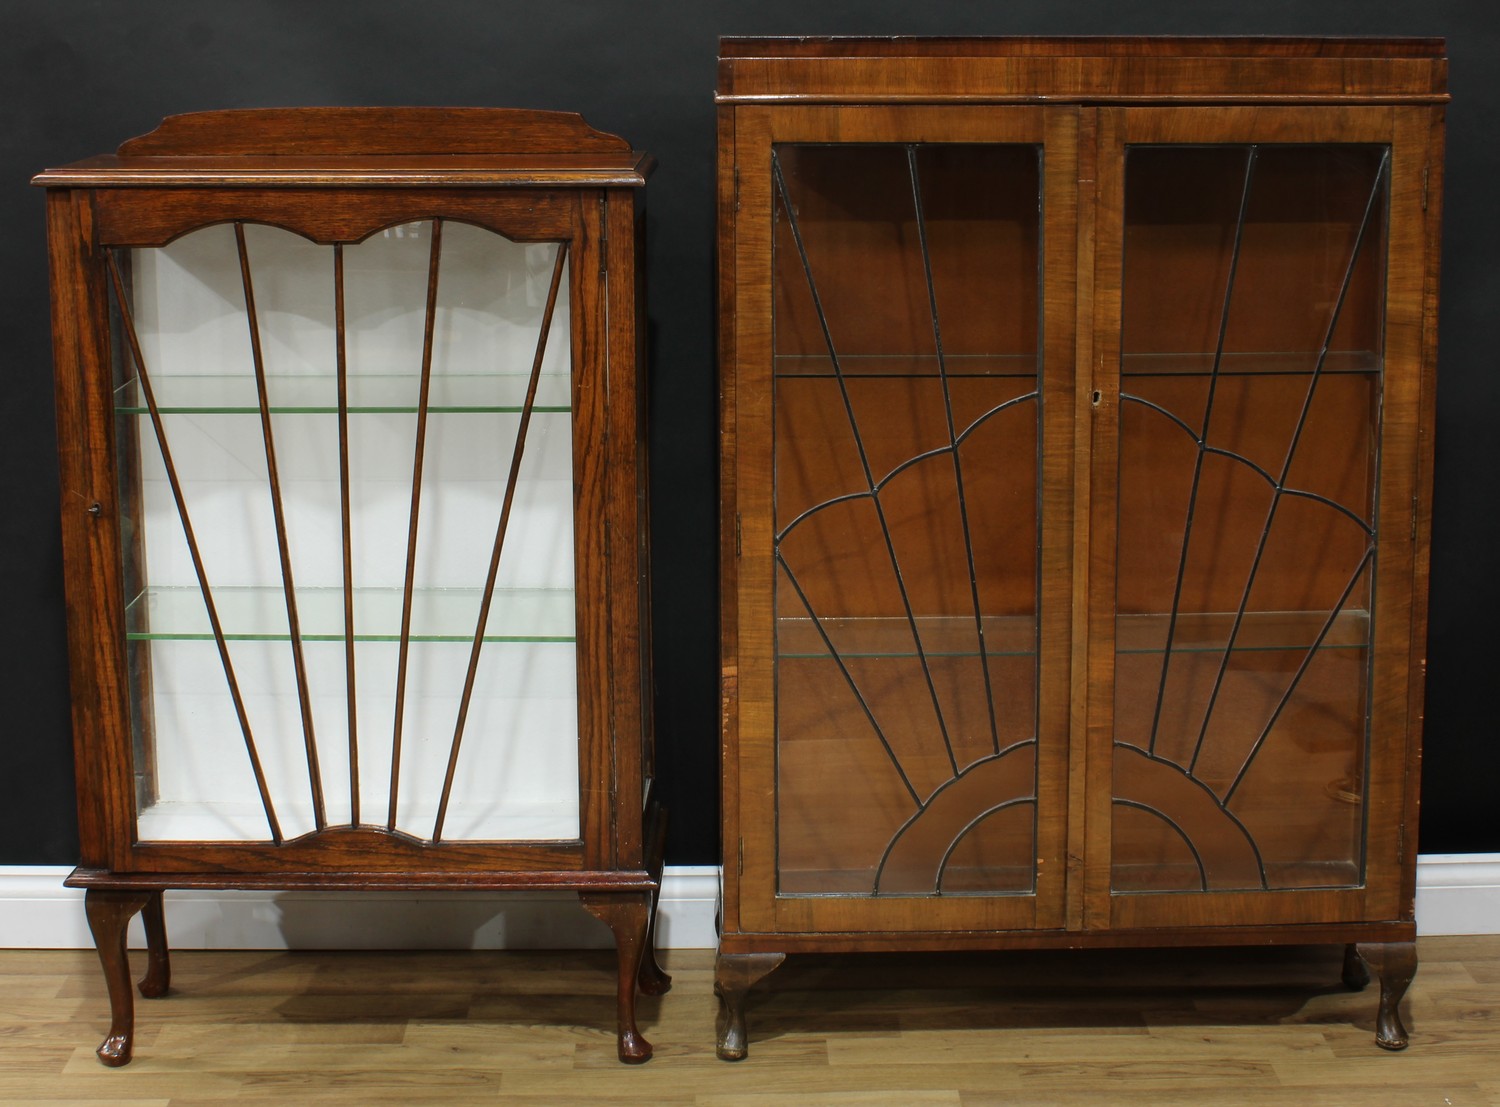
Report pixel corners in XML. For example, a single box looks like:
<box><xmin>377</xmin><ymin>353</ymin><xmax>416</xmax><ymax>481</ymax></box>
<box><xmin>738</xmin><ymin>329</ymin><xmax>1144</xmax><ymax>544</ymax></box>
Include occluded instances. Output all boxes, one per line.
<box><xmin>37</xmin><ymin>108</ymin><xmax>669</xmax><ymax>1065</ymax></box>
<box><xmin>716</xmin><ymin>37</ymin><xmax>1445</xmax><ymax>1057</ymax></box>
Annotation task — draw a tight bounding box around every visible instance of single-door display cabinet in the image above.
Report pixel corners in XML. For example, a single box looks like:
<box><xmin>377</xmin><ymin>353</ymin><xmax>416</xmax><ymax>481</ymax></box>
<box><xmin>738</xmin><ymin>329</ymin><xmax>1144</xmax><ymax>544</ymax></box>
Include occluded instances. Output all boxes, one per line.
<box><xmin>716</xmin><ymin>36</ymin><xmax>1445</xmax><ymax>1057</ymax></box>
<box><xmin>37</xmin><ymin>108</ymin><xmax>668</xmax><ymax>1065</ymax></box>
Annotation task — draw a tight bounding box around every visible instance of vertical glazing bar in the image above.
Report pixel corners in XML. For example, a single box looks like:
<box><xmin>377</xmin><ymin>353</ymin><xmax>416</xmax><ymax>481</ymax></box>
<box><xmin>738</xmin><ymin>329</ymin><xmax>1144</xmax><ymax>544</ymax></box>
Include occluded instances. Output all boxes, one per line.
<box><xmin>387</xmin><ymin>218</ymin><xmax>444</xmax><ymax>832</ymax></box>
<box><xmin>235</xmin><ymin>224</ymin><xmax>327</xmax><ymax>831</ymax></box>
<box><xmin>334</xmin><ymin>244</ymin><xmax>359</xmax><ymax>826</ymax></box>
<box><xmin>1145</xmin><ymin>147</ymin><xmax>1258</xmax><ymax>757</ymax></box>
<box><xmin>1189</xmin><ymin>152</ymin><xmax>1389</xmax><ymax>773</ymax></box>
<box><xmin>107</xmin><ymin>252</ymin><xmax>283</xmax><ymax>844</ymax></box>
<box><xmin>908</xmin><ymin>146</ymin><xmax>1002</xmax><ymax>758</ymax></box>
<box><xmin>773</xmin><ymin>151</ymin><xmax>959</xmax><ymax>777</ymax></box>
<box><xmin>432</xmin><ymin>242</ymin><xmax>569</xmax><ymax>842</ymax></box>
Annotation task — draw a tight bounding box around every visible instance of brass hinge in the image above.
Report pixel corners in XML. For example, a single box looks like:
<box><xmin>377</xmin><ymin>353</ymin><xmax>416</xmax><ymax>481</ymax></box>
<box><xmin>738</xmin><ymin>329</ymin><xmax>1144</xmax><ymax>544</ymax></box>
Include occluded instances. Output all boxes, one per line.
<box><xmin>1421</xmin><ymin>165</ymin><xmax>1430</xmax><ymax>213</ymax></box>
<box><xmin>735</xmin><ymin>512</ymin><xmax>742</xmax><ymax>557</ymax></box>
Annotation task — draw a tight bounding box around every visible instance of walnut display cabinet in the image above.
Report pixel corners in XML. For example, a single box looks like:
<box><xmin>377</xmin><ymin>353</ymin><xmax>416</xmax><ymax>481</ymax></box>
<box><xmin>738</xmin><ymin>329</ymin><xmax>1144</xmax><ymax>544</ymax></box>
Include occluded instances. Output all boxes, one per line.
<box><xmin>37</xmin><ymin>108</ymin><xmax>668</xmax><ymax>1065</ymax></box>
<box><xmin>716</xmin><ymin>38</ymin><xmax>1446</xmax><ymax>1057</ymax></box>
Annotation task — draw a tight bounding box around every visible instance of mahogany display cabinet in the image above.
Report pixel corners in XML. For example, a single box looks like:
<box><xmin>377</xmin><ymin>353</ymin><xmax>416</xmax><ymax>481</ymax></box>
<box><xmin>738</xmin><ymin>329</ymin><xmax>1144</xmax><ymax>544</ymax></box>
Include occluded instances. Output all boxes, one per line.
<box><xmin>36</xmin><ymin>108</ymin><xmax>669</xmax><ymax>1065</ymax></box>
<box><xmin>716</xmin><ymin>37</ymin><xmax>1446</xmax><ymax>1057</ymax></box>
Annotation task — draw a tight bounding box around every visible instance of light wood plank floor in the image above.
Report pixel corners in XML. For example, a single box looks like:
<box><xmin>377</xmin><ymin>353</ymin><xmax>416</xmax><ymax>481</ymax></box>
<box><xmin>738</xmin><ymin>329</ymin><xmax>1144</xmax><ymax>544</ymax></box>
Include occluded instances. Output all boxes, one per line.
<box><xmin>1</xmin><ymin>937</ymin><xmax>1497</xmax><ymax>1104</ymax></box>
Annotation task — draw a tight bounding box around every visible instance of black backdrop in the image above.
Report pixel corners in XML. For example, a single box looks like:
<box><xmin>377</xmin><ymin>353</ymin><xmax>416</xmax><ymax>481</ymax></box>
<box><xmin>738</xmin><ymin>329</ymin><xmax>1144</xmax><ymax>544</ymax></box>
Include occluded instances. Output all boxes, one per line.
<box><xmin>3</xmin><ymin>1</ymin><xmax>1494</xmax><ymax>868</ymax></box>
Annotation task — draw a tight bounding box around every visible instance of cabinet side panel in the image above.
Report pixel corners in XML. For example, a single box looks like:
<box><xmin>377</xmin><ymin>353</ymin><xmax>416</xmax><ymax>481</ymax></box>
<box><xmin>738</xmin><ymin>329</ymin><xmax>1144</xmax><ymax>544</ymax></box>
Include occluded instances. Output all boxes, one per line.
<box><xmin>604</xmin><ymin>188</ymin><xmax>646</xmax><ymax>868</ymax></box>
<box><xmin>1401</xmin><ymin>105</ymin><xmax>1444</xmax><ymax>913</ymax></box>
<box><xmin>718</xmin><ymin>103</ymin><xmax>743</xmax><ymax>932</ymax></box>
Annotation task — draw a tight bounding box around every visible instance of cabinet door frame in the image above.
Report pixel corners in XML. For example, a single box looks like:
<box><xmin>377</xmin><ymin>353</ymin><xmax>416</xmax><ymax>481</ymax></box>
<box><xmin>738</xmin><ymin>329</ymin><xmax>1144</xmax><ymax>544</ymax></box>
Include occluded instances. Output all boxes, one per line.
<box><xmin>1081</xmin><ymin>105</ymin><xmax>1437</xmax><ymax>933</ymax></box>
<box><xmin>53</xmin><ymin>185</ymin><xmax>627</xmax><ymax>876</ymax></box>
<box><xmin>724</xmin><ymin>104</ymin><xmax>1077</xmax><ymax>936</ymax></box>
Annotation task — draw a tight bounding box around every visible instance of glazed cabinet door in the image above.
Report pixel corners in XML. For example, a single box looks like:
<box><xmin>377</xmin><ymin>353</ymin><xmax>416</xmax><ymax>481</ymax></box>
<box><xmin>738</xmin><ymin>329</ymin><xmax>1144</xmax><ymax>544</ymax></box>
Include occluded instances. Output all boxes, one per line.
<box><xmin>1083</xmin><ymin>107</ymin><xmax>1438</xmax><ymax>931</ymax></box>
<box><xmin>69</xmin><ymin>188</ymin><xmax>615</xmax><ymax>871</ymax></box>
<box><xmin>725</xmin><ymin>106</ymin><xmax>1077</xmax><ymax>935</ymax></box>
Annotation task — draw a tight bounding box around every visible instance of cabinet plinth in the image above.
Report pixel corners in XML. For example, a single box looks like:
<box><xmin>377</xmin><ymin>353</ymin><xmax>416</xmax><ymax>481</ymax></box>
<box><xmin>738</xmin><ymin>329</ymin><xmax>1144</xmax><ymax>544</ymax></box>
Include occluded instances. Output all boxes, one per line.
<box><xmin>717</xmin><ymin>36</ymin><xmax>1445</xmax><ymax>1056</ymax></box>
<box><xmin>38</xmin><ymin>108</ymin><xmax>666</xmax><ymax>1064</ymax></box>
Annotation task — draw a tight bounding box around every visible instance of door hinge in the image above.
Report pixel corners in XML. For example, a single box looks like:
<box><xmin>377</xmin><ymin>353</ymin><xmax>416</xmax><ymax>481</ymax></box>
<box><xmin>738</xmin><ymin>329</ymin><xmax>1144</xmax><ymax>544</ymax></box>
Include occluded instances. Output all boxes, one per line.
<box><xmin>734</xmin><ymin>166</ymin><xmax>741</xmax><ymax>213</ymax></box>
<box><xmin>1411</xmin><ymin>493</ymin><xmax>1419</xmax><ymax>543</ymax></box>
<box><xmin>1421</xmin><ymin>165</ymin><xmax>1430</xmax><ymax>213</ymax></box>
<box><xmin>738</xmin><ymin>837</ymin><xmax>744</xmax><ymax>877</ymax></box>
<box><xmin>735</xmin><ymin>512</ymin><xmax>742</xmax><ymax>557</ymax></box>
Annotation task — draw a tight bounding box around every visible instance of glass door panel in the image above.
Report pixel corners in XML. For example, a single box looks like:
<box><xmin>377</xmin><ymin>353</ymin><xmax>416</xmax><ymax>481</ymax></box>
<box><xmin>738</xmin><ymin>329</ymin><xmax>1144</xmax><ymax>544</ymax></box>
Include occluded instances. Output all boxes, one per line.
<box><xmin>1113</xmin><ymin>145</ymin><xmax>1388</xmax><ymax>894</ymax></box>
<box><xmin>772</xmin><ymin>144</ymin><xmax>1042</xmax><ymax>897</ymax></box>
<box><xmin>113</xmin><ymin>219</ymin><xmax>579</xmax><ymax>844</ymax></box>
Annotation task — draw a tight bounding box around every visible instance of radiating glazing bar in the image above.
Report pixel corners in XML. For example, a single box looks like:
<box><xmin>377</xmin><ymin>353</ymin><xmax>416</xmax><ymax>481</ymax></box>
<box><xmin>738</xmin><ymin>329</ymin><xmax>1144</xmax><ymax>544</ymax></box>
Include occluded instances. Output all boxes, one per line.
<box><xmin>778</xmin><ymin>554</ymin><xmax>922</xmax><ymax>807</ymax></box>
<box><xmin>1189</xmin><ymin>151</ymin><xmax>1389</xmax><ymax>774</ymax></box>
<box><xmin>774</xmin><ymin>150</ymin><xmax>958</xmax><ymax>776</ymax></box>
<box><xmin>908</xmin><ymin>145</ymin><xmax>1002</xmax><ymax>757</ymax></box>
<box><xmin>334</xmin><ymin>244</ymin><xmax>359</xmax><ymax>826</ymax></box>
<box><xmin>387</xmin><ymin>218</ymin><xmax>444</xmax><ymax>832</ymax></box>
<box><xmin>432</xmin><ymin>242</ymin><xmax>569</xmax><ymax>842</ymax></box>
<box><xmin>107</xmin><ymin>251</ymin><xmax>283</xmax><ymax>844</ymax></box>
<box><xmin>1146</xmin><ymin>147</ymin><xmax>1259</xmax><ymax>757</ymax></box>
<box><xmin>1223</xmin><ymin>547</ymin><xmax>1376</xmax><ymax>805</ymax></box>
<box><xmin>235</xmin><ymin>224</ymin><xmax>327</xmax><ymax>831</ymax></box>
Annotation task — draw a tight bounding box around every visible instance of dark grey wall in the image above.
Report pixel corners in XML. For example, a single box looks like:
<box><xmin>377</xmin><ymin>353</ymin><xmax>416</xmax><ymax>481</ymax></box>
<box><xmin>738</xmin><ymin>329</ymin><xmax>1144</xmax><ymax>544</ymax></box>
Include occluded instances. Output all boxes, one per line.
<box><xmin>2</xmin><ymin>1</ymin><xmax>1493</xmax><ymax>866</ymax></box>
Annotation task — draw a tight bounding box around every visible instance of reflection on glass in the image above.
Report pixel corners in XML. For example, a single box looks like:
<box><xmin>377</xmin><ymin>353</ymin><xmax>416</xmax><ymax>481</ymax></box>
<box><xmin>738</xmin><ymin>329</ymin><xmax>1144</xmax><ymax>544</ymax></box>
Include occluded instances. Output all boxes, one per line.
<box><xmin>1112</xmin><ymin>145</ymin><xmax>1388</xmax><ymax>894</ymax></box>
<box><xmin>771</xmin><ymin>144</ymin><xmax>1043</xmax><ymax>898</ymax></box>
<box><xmin>114</xmin><ymin>221</ymin><xmax>578</xmax><ymax>844</ymax></box>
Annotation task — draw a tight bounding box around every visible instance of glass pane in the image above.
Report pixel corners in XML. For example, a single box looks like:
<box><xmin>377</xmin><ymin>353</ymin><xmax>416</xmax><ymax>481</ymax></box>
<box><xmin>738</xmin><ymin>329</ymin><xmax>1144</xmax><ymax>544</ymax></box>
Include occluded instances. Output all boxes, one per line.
<box><xmin>114</xmin><ymin>220</ymin><xmax>578</xmax><ymax>844</ymax></box>
<box><xmin>772</xmin><ymin>144</ymin><xmax>1042</xmax><ymax>897</ymax></box>
<box><xmin>1113</xmin><ymin>145</ymin><xmax>1388</xmax><ymax>893</ymax></box>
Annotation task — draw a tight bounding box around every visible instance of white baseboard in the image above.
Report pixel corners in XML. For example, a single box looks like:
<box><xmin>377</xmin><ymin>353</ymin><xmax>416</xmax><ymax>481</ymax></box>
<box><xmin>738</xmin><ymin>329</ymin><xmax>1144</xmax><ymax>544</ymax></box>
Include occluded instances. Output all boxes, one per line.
<box><xmin>0</xmin><ymin>865</ymin><xmax>720</xmax><ymax>950</ymax></box>
<box><xmin>1</xmin><ymin>855</ymin><xmax>1495</xmax><ymax>950</ymax></box>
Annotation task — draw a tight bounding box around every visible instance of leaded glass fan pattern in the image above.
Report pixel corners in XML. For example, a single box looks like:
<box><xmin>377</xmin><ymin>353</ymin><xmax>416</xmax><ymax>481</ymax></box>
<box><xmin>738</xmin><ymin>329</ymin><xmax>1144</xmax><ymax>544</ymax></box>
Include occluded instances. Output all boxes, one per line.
<box><xmin>1111</xmin><ymin>145</ymin><xmax>1390</xmax><ymax>894</ymax></box>
<box><xmin>771</xmin><ymin>144</ymin><xmax>1043</xmax><ymax>897</ymax></box>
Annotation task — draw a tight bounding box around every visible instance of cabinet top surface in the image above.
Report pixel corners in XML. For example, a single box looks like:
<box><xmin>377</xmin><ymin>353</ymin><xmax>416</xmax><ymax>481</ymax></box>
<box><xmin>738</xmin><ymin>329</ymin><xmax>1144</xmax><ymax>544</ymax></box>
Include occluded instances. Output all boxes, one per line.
<box><xmin>717</xmin><ymin>35</ymin><xmax>1448</xmax><ymax>104</ymax></box>
<box><xmin>33</xmin><ymin>107</ymin><xmax>653</xmax><ymax>189</ymax></box>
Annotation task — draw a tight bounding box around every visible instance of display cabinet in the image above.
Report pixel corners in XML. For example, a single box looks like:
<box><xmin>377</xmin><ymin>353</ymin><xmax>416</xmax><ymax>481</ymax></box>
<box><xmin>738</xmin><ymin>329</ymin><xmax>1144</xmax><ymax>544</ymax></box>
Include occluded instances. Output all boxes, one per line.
<box><xmin>716</xmin><ymin>37</ymin><xmax>1445</xmax><ymax>1057</ymax></box>
<box><xmin>37</xmin><ymin>108</ymin><xmax>668</xmax><ymax>1065</ymax></box>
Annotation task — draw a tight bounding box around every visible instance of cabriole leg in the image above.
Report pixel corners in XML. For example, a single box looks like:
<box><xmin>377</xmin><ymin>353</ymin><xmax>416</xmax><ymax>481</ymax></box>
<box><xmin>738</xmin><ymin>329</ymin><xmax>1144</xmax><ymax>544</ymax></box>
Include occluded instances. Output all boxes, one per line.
<box><xmin>580</xmin><ymin>892</ymin><xmax>655</xmax><ymax>1063</ymax></box>
<box><xmin>84</xmin><ymin>888</ymin><xmax>157</xmax><ymax>1066</ymax></box>
<box><xmin>1356</xmin><ymin>940</ymin><xmax>1418</xmax><ymax>1050</ymax></box>
<box><xmin>138</xmin><ymin>890</ymin><xmax>171</xmax><ymax>998</ymax></box>
<box><xmin>636</xmin><ymin>885</ymin><xmax>672</xmax><ymax>997</ymax></box>
<box><xmin>714</xmin><ymin>951</ymin><xmax>785</xmax><ymax>1061</ymax></box>
<box><xmin>1341</xmin><ymin>942</ymin><xmax>1370</xmax><ymax>990</ymax></box>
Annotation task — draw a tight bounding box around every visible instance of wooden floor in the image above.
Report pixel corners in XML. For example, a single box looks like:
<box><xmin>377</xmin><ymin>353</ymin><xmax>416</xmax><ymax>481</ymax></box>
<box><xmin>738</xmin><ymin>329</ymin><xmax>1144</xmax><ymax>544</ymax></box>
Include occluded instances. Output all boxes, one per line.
<box><xmin>2</xmin><ymin>937</ymin><xmax>1497</xmax><ymax>1104</ymax></box>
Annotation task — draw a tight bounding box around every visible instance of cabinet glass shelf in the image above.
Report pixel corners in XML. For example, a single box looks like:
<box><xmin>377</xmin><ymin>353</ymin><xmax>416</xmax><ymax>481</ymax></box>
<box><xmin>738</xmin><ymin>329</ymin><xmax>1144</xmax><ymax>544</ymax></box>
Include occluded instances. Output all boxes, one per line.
<box><xmin>776</xmin><ymin>610</ymin><xmax>1367</xmax><ymax>661</ymax></box>
<box><xmin>124</xmin><ymin>585</ymin><xmax>575</xmax><ymax>642</ymax></box>
<box><xmin>1120</xmin><ymin>350</ymin><xmax>1380</xmax><ymax>377</ymax></box>
<box><xmin>777</xmin><ymin>615</ymin><xmax>1038</xmax><ymax>659</ymax></box>
<box><xmin>1115</xmin><ymin>609</ymin><xmax>1369</xmax><ymax>654</ymax></box>
<box><xmin>115</xmin><ymin>373</ymin><xmax>571</xmax><ymax>415</ymax></box>
<box><xmin>773</xmin><ymin>353</ymin><xmax>1038</xmax><ymax>379</ymax></box>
